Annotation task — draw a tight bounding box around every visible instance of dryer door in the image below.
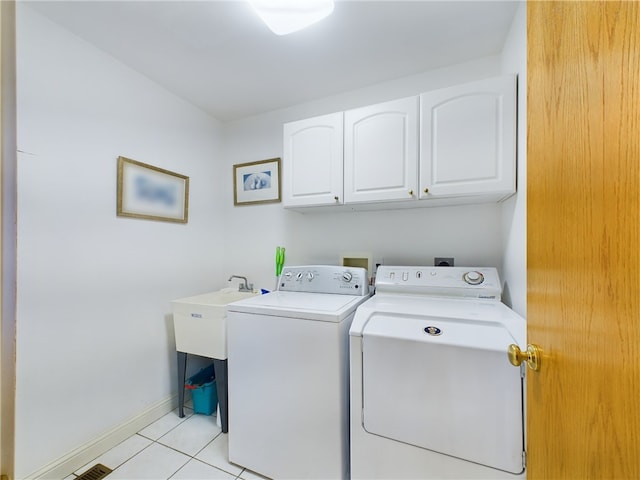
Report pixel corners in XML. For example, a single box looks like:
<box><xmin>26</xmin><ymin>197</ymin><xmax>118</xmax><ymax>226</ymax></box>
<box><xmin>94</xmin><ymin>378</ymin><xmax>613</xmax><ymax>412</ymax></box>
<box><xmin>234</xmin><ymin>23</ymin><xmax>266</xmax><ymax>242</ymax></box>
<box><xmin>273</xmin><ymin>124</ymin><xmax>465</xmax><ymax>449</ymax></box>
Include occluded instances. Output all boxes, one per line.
<box><xmin>361</xmin><ymin>313</ymin><xmax>524</xmax><ymax>474</ymax></box>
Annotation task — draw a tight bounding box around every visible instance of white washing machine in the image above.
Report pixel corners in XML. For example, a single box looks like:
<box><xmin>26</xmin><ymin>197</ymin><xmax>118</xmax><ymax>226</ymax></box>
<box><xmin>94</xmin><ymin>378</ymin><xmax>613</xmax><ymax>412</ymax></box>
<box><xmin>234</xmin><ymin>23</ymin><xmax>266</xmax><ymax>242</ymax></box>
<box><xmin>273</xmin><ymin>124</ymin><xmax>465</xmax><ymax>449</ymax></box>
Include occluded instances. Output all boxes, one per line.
<box><xmin>350</xmin><ymin>266</ymin><xmax>526</xmax><ymax>479</ymax></box>
<box><xmin>227</xmin><ymin>265</ymin><xmax>371</xmax><ymax>480</ymax></box>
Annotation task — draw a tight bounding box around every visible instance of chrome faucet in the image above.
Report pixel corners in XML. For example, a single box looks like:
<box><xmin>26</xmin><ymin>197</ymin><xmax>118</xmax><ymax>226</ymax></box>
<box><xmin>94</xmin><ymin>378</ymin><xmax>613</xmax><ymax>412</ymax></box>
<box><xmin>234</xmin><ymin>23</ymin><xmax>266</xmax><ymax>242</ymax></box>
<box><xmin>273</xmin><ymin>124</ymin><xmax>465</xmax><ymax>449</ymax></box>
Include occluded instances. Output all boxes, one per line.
<box><xmin>228</xmin><ymin>275</ymin><xmax>253</xmax><ymax>292</ymax></box>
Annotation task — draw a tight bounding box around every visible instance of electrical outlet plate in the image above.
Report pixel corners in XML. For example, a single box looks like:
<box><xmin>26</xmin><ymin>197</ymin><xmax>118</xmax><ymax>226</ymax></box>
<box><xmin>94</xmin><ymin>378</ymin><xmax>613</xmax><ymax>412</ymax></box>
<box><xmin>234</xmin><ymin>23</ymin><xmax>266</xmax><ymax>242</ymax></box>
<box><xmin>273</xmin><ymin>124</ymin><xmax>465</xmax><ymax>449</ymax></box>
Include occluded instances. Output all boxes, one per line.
<box><xmin>434</xmin><ymin>257</ymin><xmax>454</xmax><ymax>267</ymax></box>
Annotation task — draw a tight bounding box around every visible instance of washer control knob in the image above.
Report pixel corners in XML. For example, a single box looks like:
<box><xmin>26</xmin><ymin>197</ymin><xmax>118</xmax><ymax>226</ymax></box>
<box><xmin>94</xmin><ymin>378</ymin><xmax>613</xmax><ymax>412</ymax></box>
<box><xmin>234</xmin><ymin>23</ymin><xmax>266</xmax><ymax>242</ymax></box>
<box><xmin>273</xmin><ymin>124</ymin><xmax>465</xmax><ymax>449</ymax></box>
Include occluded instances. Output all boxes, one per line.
<box><xmin>342</xmin><ymin>272</ymin><xmax>353</xmax><ymax>283</ymax></box>
<box><xmin>307</xmin><ymin>272</ymin><xmax>314</xmax><ymax>281</ymax></box>
<box><xmin>296</xmin><ymin>272</ymin><xmax>304</xmax><ymax>280</ymax></box>
<box><xmin>463</xmin><ymin>271</ymin><xmax>484</xmax><ymax>285</ymax></box>
<box><xmin>284</xmin><ymin>271</ymin><xmax>293</xmax><ymax>280</ymax></box>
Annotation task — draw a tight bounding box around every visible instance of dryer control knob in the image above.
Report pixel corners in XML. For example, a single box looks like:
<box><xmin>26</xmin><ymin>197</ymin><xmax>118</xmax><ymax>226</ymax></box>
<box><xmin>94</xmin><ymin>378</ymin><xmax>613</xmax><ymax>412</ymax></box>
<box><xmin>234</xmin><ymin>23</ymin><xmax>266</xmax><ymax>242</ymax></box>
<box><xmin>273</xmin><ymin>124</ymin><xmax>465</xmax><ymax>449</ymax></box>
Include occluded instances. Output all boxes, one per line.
<box><xmin>463</xmin><ymin>271</ymin><xmax>484</xmax><ymax>285</ymax></box>
<box><xmin>342</xmin><ymin>272</ymin><xmax>353</xmax><ymax>283</ymax></box>
<box><xmin>307</xmin><ymin>272</ymin><xmax>314</xmax><ymax>281</ymax></box>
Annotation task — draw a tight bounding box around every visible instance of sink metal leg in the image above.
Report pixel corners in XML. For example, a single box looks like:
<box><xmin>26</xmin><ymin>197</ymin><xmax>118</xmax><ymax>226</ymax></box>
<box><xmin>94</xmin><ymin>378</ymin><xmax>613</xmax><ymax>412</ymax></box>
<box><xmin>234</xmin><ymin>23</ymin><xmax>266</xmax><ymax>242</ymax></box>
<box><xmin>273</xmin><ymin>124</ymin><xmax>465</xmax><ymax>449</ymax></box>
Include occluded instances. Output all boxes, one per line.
<box><xmin>213</xmin><ymin>358</ymin><xmax>229</xmax><ymax>433</ymax></box>
<box><xmin>177</xmin><ymin>351</ymin><xmax>187</xmax><ymax>418</ymax></box>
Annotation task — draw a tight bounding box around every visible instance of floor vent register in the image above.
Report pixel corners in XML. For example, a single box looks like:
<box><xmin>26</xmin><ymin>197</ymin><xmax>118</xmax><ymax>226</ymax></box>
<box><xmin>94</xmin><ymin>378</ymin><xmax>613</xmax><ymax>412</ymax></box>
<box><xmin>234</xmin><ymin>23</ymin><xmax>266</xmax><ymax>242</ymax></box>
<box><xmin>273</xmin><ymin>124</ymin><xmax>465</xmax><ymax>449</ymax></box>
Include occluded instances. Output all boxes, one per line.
<box><xmin>75</xmin><ymin>463</ymin><xmax>113</xmax><ymax>480</ymax></box>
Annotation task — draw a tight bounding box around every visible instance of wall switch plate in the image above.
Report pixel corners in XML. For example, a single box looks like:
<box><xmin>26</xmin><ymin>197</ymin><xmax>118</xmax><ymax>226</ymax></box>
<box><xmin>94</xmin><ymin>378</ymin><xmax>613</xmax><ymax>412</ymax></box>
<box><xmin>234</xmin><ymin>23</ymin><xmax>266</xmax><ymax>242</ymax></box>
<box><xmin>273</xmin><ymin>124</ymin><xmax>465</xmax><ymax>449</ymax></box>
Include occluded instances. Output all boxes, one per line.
<box><xmin>434</xmin><ymin>257</ymin><xmax>454</xmax><ymax>267</ymax></box>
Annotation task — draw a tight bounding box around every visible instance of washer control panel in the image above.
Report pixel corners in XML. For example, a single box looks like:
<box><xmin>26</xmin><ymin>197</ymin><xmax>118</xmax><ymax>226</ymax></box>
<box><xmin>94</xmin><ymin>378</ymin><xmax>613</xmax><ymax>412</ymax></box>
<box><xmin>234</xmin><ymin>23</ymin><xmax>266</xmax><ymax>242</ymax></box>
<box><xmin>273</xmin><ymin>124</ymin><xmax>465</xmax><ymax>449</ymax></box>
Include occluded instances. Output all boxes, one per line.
<box><xmin>278</xmin><ymin>265</ymin><xmax>369</xmax><ymax>296</ymax></box>
<box><xmin>375</xmin><ymin>266</ymin><xmax>501</xmax><ymax>300</ymax></box>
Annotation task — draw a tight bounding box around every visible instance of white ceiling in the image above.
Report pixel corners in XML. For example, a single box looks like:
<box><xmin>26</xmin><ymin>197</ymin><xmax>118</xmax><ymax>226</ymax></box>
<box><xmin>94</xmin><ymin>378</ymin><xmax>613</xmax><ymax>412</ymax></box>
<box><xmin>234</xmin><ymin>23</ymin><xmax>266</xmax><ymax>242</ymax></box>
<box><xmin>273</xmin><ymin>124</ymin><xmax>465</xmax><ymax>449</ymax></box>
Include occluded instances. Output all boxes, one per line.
<box><xmin>26</xmin><ymin>0</ymin><xmax>521</xmax><ymax>122</ymax></box>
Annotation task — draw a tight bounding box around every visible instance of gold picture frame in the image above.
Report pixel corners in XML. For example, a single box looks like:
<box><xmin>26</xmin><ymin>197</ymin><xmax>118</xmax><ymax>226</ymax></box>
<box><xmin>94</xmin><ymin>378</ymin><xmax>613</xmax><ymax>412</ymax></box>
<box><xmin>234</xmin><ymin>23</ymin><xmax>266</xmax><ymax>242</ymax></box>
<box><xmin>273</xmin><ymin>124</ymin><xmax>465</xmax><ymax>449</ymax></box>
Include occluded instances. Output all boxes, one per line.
<box><xmin>117</xmin><ymin>156</ymin><xmax>189</xmax><ymax>223</ymax></box>
<box><xmin>233</xmin><ymin>157</ymin><xmax>281</xmax><ymax>206</ymax></box>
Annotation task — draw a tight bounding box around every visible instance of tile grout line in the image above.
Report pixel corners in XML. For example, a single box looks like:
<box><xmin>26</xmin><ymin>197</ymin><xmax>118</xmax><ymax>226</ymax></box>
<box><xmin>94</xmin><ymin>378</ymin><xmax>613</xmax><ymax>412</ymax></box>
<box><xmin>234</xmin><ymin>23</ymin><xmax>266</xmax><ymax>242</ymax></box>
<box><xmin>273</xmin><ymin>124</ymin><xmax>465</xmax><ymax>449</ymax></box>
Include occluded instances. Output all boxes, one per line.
<box><xmin>70</xmin><ymin>407</ymin><xmax>252</xmax><ymax>480</ymax></box>
<box><xmin>139</xmin><ymin>407</ymin><xmax>195</xmax><ymax>443</ymax></box>
<box><xmin>137</xmin><ymin>431</ymin><xmax>246</xmax><ymax>480</ymax></box>
<box><xmin>140</xmin><ymin>415</ymin><xmax>241</xmax><ymax>479</ymax></box>
<box><xmin>99</xmin><ymin>437</ymin><xmax>158</xmax><ymax>477</ymax></box>
<box><xmin>73</xmin><ymin>408</ymin><xmax>193</xmax><ymax>479</ymax></box>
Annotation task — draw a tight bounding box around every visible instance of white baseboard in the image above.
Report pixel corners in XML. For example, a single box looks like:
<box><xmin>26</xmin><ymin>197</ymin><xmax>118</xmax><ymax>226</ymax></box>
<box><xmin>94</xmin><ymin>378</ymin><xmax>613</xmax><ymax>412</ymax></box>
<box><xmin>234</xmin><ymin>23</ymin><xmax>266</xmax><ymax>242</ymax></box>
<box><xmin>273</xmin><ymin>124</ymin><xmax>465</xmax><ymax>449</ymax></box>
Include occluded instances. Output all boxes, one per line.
<box><xmin>29</xmin><ymin>394</ymin><xmax>177</xmax><ymax>480</ymax></box>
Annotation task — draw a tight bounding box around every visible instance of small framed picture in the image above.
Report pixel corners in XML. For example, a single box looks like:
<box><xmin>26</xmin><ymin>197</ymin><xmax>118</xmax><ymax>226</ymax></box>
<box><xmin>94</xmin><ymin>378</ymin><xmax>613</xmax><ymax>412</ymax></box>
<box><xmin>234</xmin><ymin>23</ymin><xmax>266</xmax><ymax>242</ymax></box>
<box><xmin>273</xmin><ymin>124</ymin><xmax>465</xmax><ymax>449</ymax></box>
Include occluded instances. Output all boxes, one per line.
<box><xmin>117</xmin><ymin>156</ymin><xmax>189</xmax><ymax>223</ymax></box>
<box><xmin>233</xmin><ymin>157</ymin><xmax>281</xmax><ymax>206</ymax></box>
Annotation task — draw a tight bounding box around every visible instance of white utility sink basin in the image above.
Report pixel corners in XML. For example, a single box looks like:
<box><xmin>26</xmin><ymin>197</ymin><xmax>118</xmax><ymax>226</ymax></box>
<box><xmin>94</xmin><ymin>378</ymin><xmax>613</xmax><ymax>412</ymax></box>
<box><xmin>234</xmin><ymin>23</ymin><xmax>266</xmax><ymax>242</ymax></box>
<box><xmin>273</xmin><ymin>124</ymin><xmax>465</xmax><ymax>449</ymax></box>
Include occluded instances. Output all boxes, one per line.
<box><xmin>171</xmin><ymin>288</ymin><xmax>258</xmax><ymax>359</ymax></box>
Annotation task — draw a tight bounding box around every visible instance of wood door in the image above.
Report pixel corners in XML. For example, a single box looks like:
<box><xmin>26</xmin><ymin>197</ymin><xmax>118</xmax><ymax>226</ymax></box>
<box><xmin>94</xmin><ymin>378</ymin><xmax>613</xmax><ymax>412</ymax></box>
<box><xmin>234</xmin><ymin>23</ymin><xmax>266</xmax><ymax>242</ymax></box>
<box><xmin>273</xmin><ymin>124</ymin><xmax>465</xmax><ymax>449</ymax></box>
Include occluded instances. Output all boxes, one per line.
<box><xmin>0</xmin><ymin>2</ymin><xmax>16</xmax><ymax>479</ymax></box>
<box><xmin>527</xmin><ymin>1</ymin><xmax>640</xmax><ymax>478</ymax></box>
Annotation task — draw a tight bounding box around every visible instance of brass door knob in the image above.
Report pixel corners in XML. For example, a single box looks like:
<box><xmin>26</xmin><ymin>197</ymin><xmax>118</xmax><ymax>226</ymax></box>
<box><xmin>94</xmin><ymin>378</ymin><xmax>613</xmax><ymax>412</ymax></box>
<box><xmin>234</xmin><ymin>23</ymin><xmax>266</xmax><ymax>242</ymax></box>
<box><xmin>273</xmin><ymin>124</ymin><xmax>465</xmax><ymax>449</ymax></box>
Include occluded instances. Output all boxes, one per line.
<box><xmin>508</xmin><ymin>344</ymin><xmax>542</xmax><ymax>372</ymax></box>
<box><xmin>423</xmin><ymin>187</ymin><xmax>429</xmax><ymax>194</ymax></box>
<box><xmin>409</xmin><ymin>189</ymin><xmax>414</xmax><ymax>196</ymax></box>
<box><xmin>334</xmin><ymin>196</ymin><xmax>339</xmax><ymax>202</ymax></box>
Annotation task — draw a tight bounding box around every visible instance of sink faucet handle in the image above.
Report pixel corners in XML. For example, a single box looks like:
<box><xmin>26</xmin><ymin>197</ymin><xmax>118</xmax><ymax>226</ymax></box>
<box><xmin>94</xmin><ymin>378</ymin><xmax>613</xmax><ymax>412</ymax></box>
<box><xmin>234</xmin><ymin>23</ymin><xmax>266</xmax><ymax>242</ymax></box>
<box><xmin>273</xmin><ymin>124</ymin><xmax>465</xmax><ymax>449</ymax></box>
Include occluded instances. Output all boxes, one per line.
<box><xmin>228</xmin><ymin>275</ymin><xmax>252</xmax><ymax>292</ymax></box>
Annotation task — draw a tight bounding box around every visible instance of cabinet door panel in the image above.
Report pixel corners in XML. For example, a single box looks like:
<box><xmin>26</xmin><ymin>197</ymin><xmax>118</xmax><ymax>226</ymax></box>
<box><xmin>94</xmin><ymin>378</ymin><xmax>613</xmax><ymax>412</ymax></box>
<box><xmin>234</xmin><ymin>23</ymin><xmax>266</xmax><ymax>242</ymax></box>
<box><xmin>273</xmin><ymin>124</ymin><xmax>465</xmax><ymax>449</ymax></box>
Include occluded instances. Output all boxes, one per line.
<box><xmin>344</xmin><ymin>97</ymin><xmax>418</xmax><ymax>204</ymax></box>
<box><xmin>283</xmin><ymin>113</ymin><xmax>343</xmax><ymax>207</ymax></box>
<box><xmin>420</xmin><ymin>75</ymin><xmax>516</xmax><ymax>199</ymax></box>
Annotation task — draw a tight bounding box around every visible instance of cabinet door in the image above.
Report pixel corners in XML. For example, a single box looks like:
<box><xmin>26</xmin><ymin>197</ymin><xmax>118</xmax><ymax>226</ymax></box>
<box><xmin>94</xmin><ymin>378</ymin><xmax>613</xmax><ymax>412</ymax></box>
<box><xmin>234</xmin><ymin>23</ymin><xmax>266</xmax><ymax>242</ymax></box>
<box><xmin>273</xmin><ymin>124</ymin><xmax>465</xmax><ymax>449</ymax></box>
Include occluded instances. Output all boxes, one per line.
<box><xmin>344</xmin><ymin>97</ymin><xmax>418</xmax><ymax>204</ymax></box>
<box><xmin>419</xmin><ymin>75</ymin><xmax>516</xmax><ymax>200</ymax></box>
<box><xmin>283</xmin><ymin>112</ymin><xmax>343</xmax><ymax>207</ymax></box>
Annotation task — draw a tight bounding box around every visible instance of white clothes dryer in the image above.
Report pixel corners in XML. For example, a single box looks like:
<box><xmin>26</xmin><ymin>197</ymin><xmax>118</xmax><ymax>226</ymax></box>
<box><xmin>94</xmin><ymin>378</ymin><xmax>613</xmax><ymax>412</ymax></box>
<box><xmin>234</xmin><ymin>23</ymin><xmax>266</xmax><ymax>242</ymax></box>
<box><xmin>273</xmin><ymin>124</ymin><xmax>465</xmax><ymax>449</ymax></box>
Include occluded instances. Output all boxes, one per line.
<box><xmin>227</xmin><ymin>265</ymin><xmax>371</xmax><ymax>480</ymax></box>
<box><xmin>350</xmin><ymin>266</ymin><xmax>526</xmax><ymax>479</ymax></box>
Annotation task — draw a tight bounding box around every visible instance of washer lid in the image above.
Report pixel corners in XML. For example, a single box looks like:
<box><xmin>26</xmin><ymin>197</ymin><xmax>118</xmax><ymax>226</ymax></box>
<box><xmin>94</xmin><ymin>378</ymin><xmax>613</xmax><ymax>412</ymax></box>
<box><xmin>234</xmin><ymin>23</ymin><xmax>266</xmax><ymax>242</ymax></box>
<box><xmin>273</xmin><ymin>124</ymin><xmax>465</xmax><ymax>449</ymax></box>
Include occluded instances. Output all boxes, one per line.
<box><xmin>226</xmin><ymin>291</ymin><xmax>371</xmax><ymax>322</ymax></box>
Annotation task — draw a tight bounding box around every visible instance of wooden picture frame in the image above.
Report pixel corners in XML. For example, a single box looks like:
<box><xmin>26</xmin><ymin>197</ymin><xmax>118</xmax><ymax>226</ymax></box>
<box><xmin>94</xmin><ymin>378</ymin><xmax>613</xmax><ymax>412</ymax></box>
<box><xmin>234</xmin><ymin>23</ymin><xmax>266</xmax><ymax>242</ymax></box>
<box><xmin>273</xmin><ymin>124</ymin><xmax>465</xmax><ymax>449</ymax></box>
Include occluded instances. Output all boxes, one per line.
<box><xmin>117</xmin><ymin>156</ymin><xmax>189</xmax><ymax>223</ymax></box>
<box><xmin>233</xmin><ymin>157</ymin><xmax>281</xmax><ymax>206</ymax></box>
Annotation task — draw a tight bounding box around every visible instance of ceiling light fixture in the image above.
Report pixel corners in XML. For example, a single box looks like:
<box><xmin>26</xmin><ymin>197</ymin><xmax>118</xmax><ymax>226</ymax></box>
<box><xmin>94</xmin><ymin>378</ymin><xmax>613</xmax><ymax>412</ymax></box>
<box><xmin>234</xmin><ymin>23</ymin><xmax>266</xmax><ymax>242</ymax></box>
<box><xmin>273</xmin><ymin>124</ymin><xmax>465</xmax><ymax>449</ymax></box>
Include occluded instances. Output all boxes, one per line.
<box><xmin>248</xmin><ymin>0</ymin><xmax>335</xmax><ymax>36</ymax></box>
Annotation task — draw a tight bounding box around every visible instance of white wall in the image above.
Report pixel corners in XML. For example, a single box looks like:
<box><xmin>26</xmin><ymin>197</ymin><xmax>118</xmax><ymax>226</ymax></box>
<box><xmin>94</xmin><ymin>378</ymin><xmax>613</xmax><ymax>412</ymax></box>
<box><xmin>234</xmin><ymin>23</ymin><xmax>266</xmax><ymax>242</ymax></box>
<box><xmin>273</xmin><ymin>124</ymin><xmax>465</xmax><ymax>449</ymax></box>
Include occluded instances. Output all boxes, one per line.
<box><xmin>221</xmin><ymin>57</ymin><xmax>515</xmax><ymax>293</ymax></box>
<box><xmin>15</xmin><ymin>6</ymin><xmax>225</xmax><ymax>478</ymax></box>
<box><xmin>500</xmin><ymin>2</ymin><xmax>527</xmax><ymax>317</ymax></box>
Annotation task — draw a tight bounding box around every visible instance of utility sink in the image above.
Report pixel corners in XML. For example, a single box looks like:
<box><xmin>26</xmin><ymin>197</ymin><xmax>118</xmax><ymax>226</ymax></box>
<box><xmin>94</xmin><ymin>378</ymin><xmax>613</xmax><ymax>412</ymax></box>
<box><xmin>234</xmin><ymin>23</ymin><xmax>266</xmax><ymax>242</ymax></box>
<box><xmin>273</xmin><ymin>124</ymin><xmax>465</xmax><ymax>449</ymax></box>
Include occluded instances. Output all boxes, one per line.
<box><xmin>171</xmin><ymin>288</ymin><xmax>258</xmax><ymax>359</ymax></box>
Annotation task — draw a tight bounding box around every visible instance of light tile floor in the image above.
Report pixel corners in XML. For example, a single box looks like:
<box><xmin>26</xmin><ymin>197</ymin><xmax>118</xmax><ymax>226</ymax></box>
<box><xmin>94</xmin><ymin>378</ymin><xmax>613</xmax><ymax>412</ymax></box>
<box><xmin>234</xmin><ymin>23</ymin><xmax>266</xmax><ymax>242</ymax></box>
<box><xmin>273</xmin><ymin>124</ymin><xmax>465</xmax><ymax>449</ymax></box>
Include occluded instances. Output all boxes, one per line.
<box><xmin>65</xmin><ymin>406</ymin><xmax>268</xmax><ymax>480</ymax></box>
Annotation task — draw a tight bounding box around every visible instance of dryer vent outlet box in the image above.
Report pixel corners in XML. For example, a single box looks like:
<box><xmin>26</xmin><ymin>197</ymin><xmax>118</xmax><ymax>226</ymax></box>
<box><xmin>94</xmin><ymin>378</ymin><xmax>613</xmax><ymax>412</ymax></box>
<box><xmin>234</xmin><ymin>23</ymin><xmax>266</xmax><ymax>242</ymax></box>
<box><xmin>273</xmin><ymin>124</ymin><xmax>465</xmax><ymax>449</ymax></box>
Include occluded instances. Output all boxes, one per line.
<box><xmin>434</xmin><ymin>257</ymin><xmax>454</xmax><ymax>267</ymax></box>
<box><xmin>342</xmin><ymin>253</ymin><xmax>372</xmax><ymax>274</ymax></box>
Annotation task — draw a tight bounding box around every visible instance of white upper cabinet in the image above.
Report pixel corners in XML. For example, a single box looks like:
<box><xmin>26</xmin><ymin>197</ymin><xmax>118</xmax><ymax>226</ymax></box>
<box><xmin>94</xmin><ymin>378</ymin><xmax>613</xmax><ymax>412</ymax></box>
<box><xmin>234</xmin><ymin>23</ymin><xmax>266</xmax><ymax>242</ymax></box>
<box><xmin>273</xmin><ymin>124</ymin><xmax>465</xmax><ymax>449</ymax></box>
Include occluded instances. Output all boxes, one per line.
<box><xmin>344</xmin><ymin>97</ymin><xmax>419</xmax><ymax>204</ymax></box>
<box><xmin>282</xmin><ymin>75</ymin><xmax>517</xmax><ymax>210</ymax></box>
<box><xmin>419</xmin><ymin>75</ymin><xmax>516</xmax><ymax>201</ymax></box>
<box><xmin>283</xmin><ymin>112</ymin><xmax>344</xmax><ymax>207</ymax></box>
